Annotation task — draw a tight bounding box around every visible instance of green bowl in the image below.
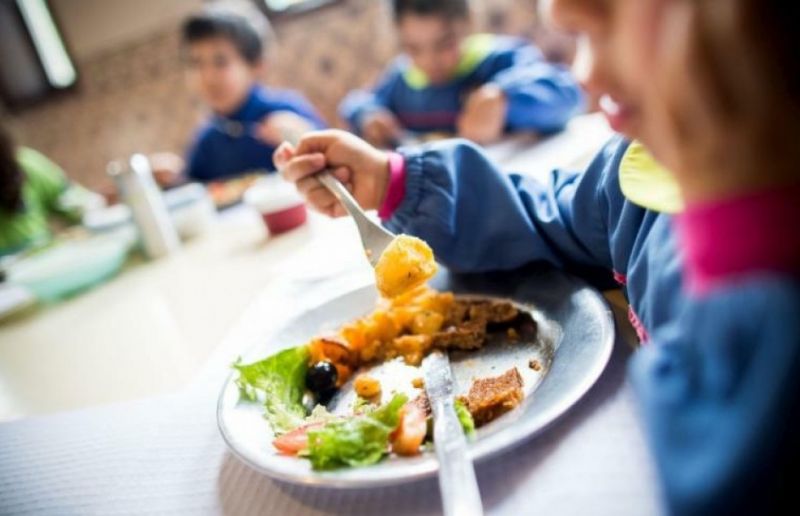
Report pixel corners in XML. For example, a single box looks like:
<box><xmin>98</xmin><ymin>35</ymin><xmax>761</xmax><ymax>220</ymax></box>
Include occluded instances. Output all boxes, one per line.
<box><xmin>7</xmin><ymin>233</ymin><xmax>134</xmax><ymax>302</ymax></box>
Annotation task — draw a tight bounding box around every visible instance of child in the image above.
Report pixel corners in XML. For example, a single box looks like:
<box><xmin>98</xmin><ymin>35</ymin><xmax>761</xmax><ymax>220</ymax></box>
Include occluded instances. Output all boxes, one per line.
<box><xmin>339</xmin><ymin>0</ymin><xmax>583</xmax><ymax>147</ymax></box>
<box><xmin>179</xmin><ymin>6</ymin><xmax>325</xmax><ymax>183</ymax></box>
<box><xmin>613</xmin><ymin>1</ymin><xmax>800</xmax><ymax>514</ymax></box>
<box><xmin>277</xmin><ymin>0</ymin><xmax>800</xmax><ymax>513</ymax></box>
<box><xmin>0</xmin><ymin>126</ymin><xmax>104</xmax><ymax>256</ymax></box>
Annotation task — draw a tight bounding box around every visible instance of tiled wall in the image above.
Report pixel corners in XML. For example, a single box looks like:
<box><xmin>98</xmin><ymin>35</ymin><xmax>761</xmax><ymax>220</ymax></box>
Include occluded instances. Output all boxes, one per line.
<box><xmin>4</xmin><ymin>0</ymin><xmax>546</xmax><ymax>190</ymax></box>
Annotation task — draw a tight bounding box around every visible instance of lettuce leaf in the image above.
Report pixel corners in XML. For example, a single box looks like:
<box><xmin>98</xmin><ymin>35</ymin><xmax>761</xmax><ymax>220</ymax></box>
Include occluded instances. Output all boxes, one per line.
<box><xmin>305</xmin><ymin>393</ymin><xmax>408</xmax><ymax>470</ymax></box>
<box><xmin>233</xmin><ymin>346</ymin><xmax>310</xmax><ymax>435</ymax></box>
<box><xmin>454</xmin><ymin>398</ymin><xmax>476</xmax><ymax>437</ymax></box>
<box><xmin>369</xmin><ymin>393</ymin><xmax>407</xmax><ymax>427</ymax></box>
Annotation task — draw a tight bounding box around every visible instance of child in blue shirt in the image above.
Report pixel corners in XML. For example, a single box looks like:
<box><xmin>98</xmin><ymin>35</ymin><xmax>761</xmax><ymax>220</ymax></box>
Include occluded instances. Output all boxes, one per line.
<box><xmin>277</xmin><ymin>0</ymin><xmax>800</xmax><ymax>513</ymax></box>
<box><xmin>339</xmin><ymin>0</ymin><xmax>583</xmax><ymax>147</ymax></box>
<box><xmin>178</xmin><ymin>6</ymin><xmax>325</xmax><ymax>183</ymax></box>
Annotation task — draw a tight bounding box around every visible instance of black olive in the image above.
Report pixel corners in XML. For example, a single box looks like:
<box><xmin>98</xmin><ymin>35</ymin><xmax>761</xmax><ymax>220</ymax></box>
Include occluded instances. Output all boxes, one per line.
<box><xmin>306</xmin><ymin>361</ymin><xmax>338</xmax><ymax>398</ymax></box>
<box><xmin>316</xmin><ymin>388</ymin><xmax>336</xmax><ymax>406</ymax></box>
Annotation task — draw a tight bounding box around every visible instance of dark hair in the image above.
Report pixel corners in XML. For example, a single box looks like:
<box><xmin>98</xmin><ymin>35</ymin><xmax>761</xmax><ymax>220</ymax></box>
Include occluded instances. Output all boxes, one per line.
<box><xmin>0</xmin><ymin>125</ymin><xmax>24</xmax><ymax>215</ymax></box>
<box><xmin>181</xmin><ymin>9</ymin><xmax>266</xmax><ymax>65</ymax></box>
<box><xmin>391</xmin><ymin>0</ymin><xmax>470</xmax><ymax>22</ymax></box>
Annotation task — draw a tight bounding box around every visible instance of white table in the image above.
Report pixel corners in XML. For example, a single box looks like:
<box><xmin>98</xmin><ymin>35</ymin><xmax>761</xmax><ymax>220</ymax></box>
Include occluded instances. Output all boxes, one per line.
<box><xmin>0</xmin><ymin>207</ymin><xmax>368</xmax><ymax>421</ymax></box>
<box><xmin>0</xmin><ymin>114</ymin><xmax>614</xmax><ymax>423</ymax></box>
<box><xmin>0</xmin><ymin>115</ymin><xmax>665</xmax><ymax>515</ymax></box>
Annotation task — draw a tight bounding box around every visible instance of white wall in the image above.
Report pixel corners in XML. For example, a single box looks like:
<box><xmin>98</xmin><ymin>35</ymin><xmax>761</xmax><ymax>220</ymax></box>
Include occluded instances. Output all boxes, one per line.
<box><xmin>50</xmin><ymin>0</ymin><xmax>204</xmax><ymax>60</ymax></box>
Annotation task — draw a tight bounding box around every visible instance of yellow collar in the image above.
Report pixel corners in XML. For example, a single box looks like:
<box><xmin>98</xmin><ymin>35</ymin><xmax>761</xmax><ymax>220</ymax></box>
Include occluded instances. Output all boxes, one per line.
<box><xmin>619</xmin><ymin>141</ymin><xmax>684</xmax><ymax>214</ymax></box>
<box><xmin>403</xmin><ymin>33</ymin><xmax>494</xmax><ymax>89</ymax></box>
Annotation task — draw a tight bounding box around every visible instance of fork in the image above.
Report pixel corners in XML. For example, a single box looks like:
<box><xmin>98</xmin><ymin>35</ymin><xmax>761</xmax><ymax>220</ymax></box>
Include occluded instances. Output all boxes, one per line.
<box><xmin>279</xmin><ymin>130</ymin><xmax>396</xmax><ymax>267</ymax></box>
<box><xmin>315</xmin><ymin>171</ymin><xmax>396</xmax><ymax>268</ymax></box>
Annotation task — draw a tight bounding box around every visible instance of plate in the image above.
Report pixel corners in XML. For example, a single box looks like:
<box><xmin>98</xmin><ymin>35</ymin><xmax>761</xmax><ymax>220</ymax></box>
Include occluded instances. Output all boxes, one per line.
<box><xmin>217</xmin><ymin>265</ymin><xmax>615</xmax><ymax>487</ymax></box>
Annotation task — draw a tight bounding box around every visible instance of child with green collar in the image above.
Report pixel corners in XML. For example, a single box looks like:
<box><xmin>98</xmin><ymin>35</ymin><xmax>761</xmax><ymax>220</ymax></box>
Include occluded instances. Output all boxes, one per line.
<box><xmin>339</xmin><ymin>0</ymin><xmax>583</xmax><ymax>147</ymax></box>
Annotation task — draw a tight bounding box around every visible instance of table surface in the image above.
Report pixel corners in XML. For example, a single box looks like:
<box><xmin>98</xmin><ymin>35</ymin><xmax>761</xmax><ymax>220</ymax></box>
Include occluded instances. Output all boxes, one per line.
<box><xmin>0</xmin><ymin>115</ymin><xmax>665</xmax><ymax>515</ymax></box>
<box><xmin>0</xmin><ymin>114</ymin><xmax>614</xmax><ymax>422</ymax></box>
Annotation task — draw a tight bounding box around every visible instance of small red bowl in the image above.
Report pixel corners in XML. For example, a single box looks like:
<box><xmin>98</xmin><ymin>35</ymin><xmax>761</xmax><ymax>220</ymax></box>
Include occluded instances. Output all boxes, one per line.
<box><xmin>261</xmin><ymin>203</ymin><xmax>307</xmax><ymax>235</ymax></box>
<box><xmin>244</xmin><ymin>177</ymin><xmax>308</xmax><ymax>235</ymax></box>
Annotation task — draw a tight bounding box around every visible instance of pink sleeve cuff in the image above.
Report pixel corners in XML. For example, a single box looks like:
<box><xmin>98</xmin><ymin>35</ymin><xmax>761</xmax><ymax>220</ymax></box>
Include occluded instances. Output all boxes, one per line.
<box><xmin>675</xmin><ymin>182</ymin><xmax>800</xmax><ymax>295</ymax></box>
<box><xmin>378</xmin><ymin>152</ymin><xmax>407</xmax><ymax>221</ymax></box>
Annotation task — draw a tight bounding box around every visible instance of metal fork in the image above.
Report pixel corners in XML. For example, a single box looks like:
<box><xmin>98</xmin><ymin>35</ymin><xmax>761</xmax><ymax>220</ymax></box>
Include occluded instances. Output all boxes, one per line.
<box><xmin>279</xmin><ymin>129</ymin><xmax>395</xmax><ymax>267</ymax></box>
<box><xmin>316</xmin><ymin>172</ymin><xmax>395</xmax><ymax>267</ymax></box>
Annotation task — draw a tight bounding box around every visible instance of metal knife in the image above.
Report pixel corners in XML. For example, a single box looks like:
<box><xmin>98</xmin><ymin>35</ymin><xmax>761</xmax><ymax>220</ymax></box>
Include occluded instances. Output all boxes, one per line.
<box><xmin>422</xmin><ymin>349</ymin><xmax>484</xmax><ymax>516</ymax></box>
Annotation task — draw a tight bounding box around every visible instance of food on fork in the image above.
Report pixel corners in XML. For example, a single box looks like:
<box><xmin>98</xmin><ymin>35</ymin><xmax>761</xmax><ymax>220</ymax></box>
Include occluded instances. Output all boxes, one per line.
<box><xmin>374</xmin><ymin>234</ymin><xmax>438</xmax><ymax>298</ymax></box>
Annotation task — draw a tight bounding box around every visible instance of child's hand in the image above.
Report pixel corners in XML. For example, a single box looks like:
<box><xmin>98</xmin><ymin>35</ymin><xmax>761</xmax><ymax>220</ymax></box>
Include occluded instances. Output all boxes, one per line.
<box><xmin>457</xmin><ymin>84</ymin><xmax>508</xmax><ymax>144</ymax></box>
<box><xmin>257</xmin><ymin>111</ymin><xmax>315</xmax><ymax>147</ymax></box>
<box><xmin>361</xmin><ymin>110</ymin><xmax>403</xmax><ymax>149</ymax></box>
<box><xmin>273</xmin><ymin>130</ymin><xmax>391</xmax><ymax>217</ymax></box>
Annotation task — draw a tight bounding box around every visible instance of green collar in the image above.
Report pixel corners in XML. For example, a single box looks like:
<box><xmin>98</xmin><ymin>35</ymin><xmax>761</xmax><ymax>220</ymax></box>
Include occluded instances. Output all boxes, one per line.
<box><xmin>402</xmin><ymin>33</ymin><xmax>495</xmax><ymax>89</ymax></box>
<box><xmin>619</xmin><ymin>141</ymin><xmax>684</xmax><ymax>214</ymax></box>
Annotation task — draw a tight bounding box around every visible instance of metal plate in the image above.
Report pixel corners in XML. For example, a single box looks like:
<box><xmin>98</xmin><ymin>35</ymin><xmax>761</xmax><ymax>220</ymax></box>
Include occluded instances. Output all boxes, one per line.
<box><xmin>217</xmin><ymin>265</ymin><xmax>615</xmax><ymax>488</ymax></box>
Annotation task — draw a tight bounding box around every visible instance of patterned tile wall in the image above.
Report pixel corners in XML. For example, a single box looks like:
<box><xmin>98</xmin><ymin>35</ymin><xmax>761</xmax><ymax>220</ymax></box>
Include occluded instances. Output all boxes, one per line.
<box><xmin>4</xmin><ymin>0</ymin><xmax>551</xmax><ymax>190</ymax></box>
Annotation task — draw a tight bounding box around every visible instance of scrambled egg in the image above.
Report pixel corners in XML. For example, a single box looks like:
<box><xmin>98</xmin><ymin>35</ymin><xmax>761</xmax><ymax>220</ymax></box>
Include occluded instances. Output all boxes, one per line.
<box><xmin>374</xmin><ymin>235</ymin><xmax>438</xmax><ymax>299</ymax></box>
<box><xmin>340</xmin><ymin>285</ymin><xmax>454</xmax><ymax>367</ymax></box>
<box><xmin>308</xmin><ymin>235</ymin><xmax>447</xmax><ymax>383</ymax></box>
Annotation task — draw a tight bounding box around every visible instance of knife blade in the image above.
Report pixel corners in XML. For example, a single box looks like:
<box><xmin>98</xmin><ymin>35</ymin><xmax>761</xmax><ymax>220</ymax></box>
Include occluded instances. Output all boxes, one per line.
<box><xmin>422</xmin><ymin>349</ymin><xmax>484</xmax><ymax>516</ymax></box>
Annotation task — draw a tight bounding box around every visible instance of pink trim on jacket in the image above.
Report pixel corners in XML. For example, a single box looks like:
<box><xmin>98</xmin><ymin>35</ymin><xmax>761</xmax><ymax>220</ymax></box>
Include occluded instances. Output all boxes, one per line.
<box><xmin>378</xmin><ymin>152</ymin><xmax>407</xmax><ymax>221</ymax></box>
<box><xmin>628</xmin><ymin>305</ymin><xmax>650</xmax><ymax>344</ymax></box>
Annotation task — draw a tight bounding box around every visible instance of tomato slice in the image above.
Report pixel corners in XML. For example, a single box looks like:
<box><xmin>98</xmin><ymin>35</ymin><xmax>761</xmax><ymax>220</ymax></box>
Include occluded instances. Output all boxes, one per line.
<box><xmin>272</xmin><ymin>423</ymin><xmax>323</xmax><ymax>455</ymax></box>
<box><xmin>391</xmin><ymin>402</ymin><xmax>427</xmax><ymax>456</ymax></box>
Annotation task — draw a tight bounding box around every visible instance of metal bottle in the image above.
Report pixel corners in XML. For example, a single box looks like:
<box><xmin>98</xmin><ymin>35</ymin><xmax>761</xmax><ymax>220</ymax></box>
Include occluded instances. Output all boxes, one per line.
<box><xmin>108</xmin><ymin>154</ymin><xmax>180</xmax><ymax>259</ymax></box>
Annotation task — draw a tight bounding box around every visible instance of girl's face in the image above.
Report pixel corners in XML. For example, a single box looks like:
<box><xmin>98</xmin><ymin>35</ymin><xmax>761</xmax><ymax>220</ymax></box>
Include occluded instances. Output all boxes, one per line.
<box><xmin>543</xmin><ymin>0</ymin><xmax>666</xmax><ymax>147</ymax></box>
<box><xmin>611</xmin><ymin>0</ymin><xmax>692</xmax><ymax>172</ymax></box>
<box><xmin>550</xmin><ymin>0</ymin><xmax>797</xmax><ymax>203</ymax></box>
<box><xmin>610</xmin><ymin>0</ymin><xmax>761</xmax><ymax>200</ymax></box>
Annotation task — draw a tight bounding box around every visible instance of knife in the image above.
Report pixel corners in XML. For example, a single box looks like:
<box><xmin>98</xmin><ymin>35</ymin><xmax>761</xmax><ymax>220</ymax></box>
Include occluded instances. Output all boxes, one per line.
<box><xmin>422</xmin><ymin>350</ymin><xmax>484</xmax><ymax>516</ymax></box>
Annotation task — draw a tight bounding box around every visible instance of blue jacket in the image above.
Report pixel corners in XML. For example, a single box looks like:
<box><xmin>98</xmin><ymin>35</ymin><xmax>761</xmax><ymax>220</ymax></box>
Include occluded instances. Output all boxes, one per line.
<box><xmin>186</xmin><ymin>85</ymin><xmax>325</xmax><ymax>182</ymax></box>
<box><xmin>630</xmin><ymin>278</ymin><xmax>800</xmax><ymax>515</ymax></box>
<box><xmin>339</xmin><ymin>34</ymin><xmax>583</xmax><ymax>136</ymax></box>
<box><xmin>385</xmin><ymin>137</ymin><xmax>800</xmax><ymax>514</ymax></box>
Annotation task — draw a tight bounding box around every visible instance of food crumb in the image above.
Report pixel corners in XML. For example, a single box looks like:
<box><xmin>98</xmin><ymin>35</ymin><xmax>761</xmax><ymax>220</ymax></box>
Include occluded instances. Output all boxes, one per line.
<box><xmin>412</xmin><ymin>377</ymin><xmax>424</xmax><ymax>389</ymax></box>
<box><xmin>459</xmin><ymin>367</ymin><xmax>524</xmax><ymax>427</ymax></box>
<box><xmin>354</xmin><ymin>375</ymin><xmax>382</xmax><ymax>398</ymax></box>
<box><xmin>529</xmin><ymin>359</ymin><xmax>542</xmax><ymax>371</ymax></box>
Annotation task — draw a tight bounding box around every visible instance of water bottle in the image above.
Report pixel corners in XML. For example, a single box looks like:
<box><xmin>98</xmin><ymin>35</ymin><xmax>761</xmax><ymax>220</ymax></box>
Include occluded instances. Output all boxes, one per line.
<box><xmin>108</xmin><ymin>154</ymin><xmax>180</xmax><ymax>259</ymax></box>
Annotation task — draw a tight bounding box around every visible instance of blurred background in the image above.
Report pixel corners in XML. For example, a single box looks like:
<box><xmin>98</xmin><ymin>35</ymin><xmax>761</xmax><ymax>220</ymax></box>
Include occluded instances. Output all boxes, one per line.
<box><xmin>1</xmin><ymin>0</ymin><xmax>570</xmax><ymax>192</ymax></box>
<box><xmin>0</xmin><ymin>0</ymin><xmax>593</xmax><ymax>420</ymax></box>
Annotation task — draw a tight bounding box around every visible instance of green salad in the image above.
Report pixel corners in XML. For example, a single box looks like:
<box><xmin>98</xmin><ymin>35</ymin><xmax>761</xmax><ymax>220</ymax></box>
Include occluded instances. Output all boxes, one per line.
<box><xmin>233</xmin><ymin>345</ymin><xmax>475</xmax><ymax>470</ymax></box>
